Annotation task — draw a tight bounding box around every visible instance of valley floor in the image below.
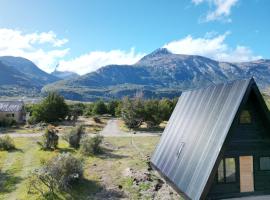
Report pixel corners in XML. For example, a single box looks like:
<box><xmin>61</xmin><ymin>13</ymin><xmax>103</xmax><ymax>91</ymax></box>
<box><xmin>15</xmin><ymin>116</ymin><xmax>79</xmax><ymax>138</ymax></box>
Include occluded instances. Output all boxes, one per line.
<box><xmin>0</xmin><ymin>118</ymin><xmax>181</xmax><ymax>200</ymax></box>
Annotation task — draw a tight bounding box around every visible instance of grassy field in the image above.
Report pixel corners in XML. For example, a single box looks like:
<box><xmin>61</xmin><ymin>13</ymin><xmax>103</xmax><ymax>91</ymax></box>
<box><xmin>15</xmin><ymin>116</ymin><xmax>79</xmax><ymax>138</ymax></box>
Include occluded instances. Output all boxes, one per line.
<box><xmin>0</xmin><ymin>116</ymin><xmax>107</xmax><ymax>135</ymax></box>
<box><xmin>0</xmin><ymin>136</ymin><xmax>180</xmax><ymax>200</ymax></box>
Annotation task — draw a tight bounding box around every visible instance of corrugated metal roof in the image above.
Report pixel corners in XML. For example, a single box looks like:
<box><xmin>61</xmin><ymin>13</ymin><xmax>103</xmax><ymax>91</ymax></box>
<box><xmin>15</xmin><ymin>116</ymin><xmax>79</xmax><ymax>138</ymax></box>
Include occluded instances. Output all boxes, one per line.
<box><xmin>151</xmin><ymin>78</ymin><xmax>253</xmax><ymax>200</ymax></box>
<box><xmin>0</xmin><ymin>101</ymin><xmax>24</xmax><ymax>112</ymax></box>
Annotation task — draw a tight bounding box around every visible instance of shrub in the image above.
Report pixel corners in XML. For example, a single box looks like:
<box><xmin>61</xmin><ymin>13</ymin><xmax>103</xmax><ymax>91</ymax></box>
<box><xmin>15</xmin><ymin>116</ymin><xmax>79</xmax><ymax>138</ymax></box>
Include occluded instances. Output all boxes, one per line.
<box><xmin>84</xmin><ymin>104</ymin><xmax>94</xmax><ymax>116</ymax></box>
<box><xmin>107</xmin><ymin>100</ymin><xmax>119</xmax><ymax>116</ymax></box>
<box><xmin>92</xmin><ymin>100</ymin><xmax>107</xmax><ymax>115</ymax></box>
<box><xmin>31</xmin><ymin>92</ymin><xmax>69</xmax><ymax>123</ymax></box>
<box><xmin>27</xmin><ymin>116</ymin><xmax>36</xmax><ymax>125</ymax></box>
<box><xmin>80</xmin><ymin>135</ymin><xmax>103</xmax><ymax>155</ymax></box>
<box><xmin>143</xmin><ymin>100</ymin><xmax>163</xmax><ymax>128</ymax></box>
<box><xmin>67</xmin><ymin>103</ymin><xmax>86</xmax><ymax>121</ymax></box>
<box><xmin>28</xmin><ymin>153</ymin><xmax>83</xmax><ymax>197</ymax></box>
<box><xmin>93</xmin><ymin>116</ymin><xmax>101</xmax><ymax>124</ymax></box>
<box><xmin>0</xmin><ymin>136</ymin><xmax>15</xmax><ymax>151</ymax></box>
<box><xmin>0</xmin><ymin>118</ymin><xmax>16</xmax><ymax>127</ymax></box>
<box><xmin>37</xmin><ymin>126</ymin><xmax>59</xmax><ymax>150</ymax></box>
<box><xmin>63</xmin><ymin>125</ymin><xmax>85</xmax><ymax>149</ymax></box>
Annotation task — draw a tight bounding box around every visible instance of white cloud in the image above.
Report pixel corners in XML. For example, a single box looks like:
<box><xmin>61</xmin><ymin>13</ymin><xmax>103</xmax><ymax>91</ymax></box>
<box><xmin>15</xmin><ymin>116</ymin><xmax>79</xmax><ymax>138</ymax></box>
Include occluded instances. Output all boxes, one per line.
<box><xmin>0</xmin><ymin>28</ymin><xmax>69</xmax><ymax>72</ymax></box>
<box><xmin>57</xmin><ymin>48</ymin><xmax>145</xmax><ymax>75</ymax></box>
<box><xmin>192</xmin><ymin>0</ymin><xmax>238</xmax><ymax>22</ymax></box>
<box><xmin>163</xmin><ymin>32</ymin><xmax>262</xmax><ymax>62</ymax></box>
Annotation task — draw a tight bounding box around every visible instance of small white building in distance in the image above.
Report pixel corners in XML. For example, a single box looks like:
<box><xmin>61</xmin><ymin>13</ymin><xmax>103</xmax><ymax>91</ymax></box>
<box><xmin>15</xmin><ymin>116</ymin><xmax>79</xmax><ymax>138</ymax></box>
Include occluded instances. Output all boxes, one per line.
<box><xmin>0</xmin><ymin>101</ymin><xmax>26</xmax><ymax>123</ymax></box>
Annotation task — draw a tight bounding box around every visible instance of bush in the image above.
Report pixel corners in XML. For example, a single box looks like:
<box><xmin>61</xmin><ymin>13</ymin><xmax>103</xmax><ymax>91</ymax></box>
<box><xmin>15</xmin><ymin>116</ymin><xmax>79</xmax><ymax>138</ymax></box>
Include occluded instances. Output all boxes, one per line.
<box><xmin>92</xmin><ymin>100</ymin><xmax>107</xmax><ymax>115</ymax></box>
<box><xmin>37</xmin><ymin>126</ymin><xmax>59</xmax><ymax>150</ymax></box>
<box><xmin>63</xmin><ymin>125</ymin><xmax>85</xmax><ymax>149</ymax></box>
<box><xmin>107</xmin><ymin>100</ymin><xmax>119</xmax><ymax>116</ymax></box>
<box><xmin>0</xmin><ymin>136</ymin><xmax>15</xmax><ymax>151</ymax></box>
<box><xmin>143</xmin><ymin>100</ymin><xmax>163</xmax><ymax>128</ymax></box>
<box><xmin>67</xmin><ymin>103</ymin><xmax>86</xmax><ymax>121</ymax></box>
<box><xmin>93</xmin><ymin>116</ymin><xmax>101</xmax><ymax>123</ymax></box>
<box><xmin>80</xmin><ymin>135</ymin><xmax>103</xmax><ymax>155</ymax></box>
<box><xmin>31</xmin><ymin>92</ymin><xmax>69</xmax><ymax>123</ymax></box>
<box><xmin>28</xmin><ymin>153</ymin><xmax>83</xmax><ymax>197</ymax></box>
<box><xmin>84</xmin><ymin>104</ymin><xmax>94</xmax><ymax>116</ymax></box>
<box><xmin>0</xmin><ymin>118</ymin><xmax>16</xmax><ymax>127</ymax></box>
<box><xmin>27</xmin><ymin>116</ymin><xmax>36</xmax><ymax>125</ymax></box>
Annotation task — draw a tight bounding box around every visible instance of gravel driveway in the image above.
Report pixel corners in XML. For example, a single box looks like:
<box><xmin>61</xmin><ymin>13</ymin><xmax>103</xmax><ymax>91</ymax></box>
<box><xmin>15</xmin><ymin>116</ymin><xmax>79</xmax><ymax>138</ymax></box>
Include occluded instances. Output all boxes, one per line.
<box><xmin>100</xmin><ymin>119</ymin><xmax>162</xmax><ymax>137</ymax></box>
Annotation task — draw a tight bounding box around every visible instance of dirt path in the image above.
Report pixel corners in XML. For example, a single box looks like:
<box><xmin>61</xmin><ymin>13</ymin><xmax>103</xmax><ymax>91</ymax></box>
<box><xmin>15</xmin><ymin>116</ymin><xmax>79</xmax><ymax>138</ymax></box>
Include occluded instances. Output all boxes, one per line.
<box><xmin>100</xmin><ymin>119</ymin><xmax>128</xmax><ymax>136</ymax></box>
<box><xmin>1</xmin><ymin>119</ymin><xmax>162</xmax><ymax>138</ymax></box>
<box><xmin>100</xmin><ymin>119</ymin><xmax>162</xmax><ymax>137</ymax></box>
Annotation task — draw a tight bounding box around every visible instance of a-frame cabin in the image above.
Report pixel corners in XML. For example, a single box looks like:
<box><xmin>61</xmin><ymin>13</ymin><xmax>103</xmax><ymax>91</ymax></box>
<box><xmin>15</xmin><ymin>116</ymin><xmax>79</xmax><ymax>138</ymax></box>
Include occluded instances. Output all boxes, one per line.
<box><xmin>151</xmin><ymin>78</ymin><xmax>270</xmax><ymax>200</ymax></box>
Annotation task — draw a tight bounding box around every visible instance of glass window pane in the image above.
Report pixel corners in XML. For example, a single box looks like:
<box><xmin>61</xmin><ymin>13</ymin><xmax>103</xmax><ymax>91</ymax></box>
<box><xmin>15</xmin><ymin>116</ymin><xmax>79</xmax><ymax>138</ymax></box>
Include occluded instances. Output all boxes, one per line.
<box><xmin>217</xmin><ymin>159</ymin><xmax>224</xmax><ymax>183</ymax></box>
<box><xmin>260</xmin><ymin>157</ymin><xmax>270</xmax><ymax>170</ymax></box>
<box><xmin>240</xmin><ymin>110</ymin><xmax>252</xmax><ymax>124</ymax></box>
<box><xmin>225</xmin><ymin>158</ymin><xmax>236</xmax><ymax>182</ymax></box>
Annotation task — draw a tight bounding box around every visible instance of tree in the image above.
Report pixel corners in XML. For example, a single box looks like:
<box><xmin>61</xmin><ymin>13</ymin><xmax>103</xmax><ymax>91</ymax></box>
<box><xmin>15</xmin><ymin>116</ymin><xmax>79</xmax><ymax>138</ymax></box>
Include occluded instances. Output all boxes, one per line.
<box><xmin>143</xmin><ymin>100</ymin><xmax>163</xmax><ymax>128</ymax></box>
<box><xmin>158</xmin><ymin>98</ymin><xmax>174</xmax><ymax>121</ymax></box>
<box><xmin>31</xmin><ymin>92</ymin><xmax>69</xmax><ymax>123</ymax></box>
<box><xmin>121</xmin><ymin>97</ymin><xmax>144</xmax><ymax>129</ymax></box>
<box><xmin>107</xmin><ymin>100</ymin><xmax>119</xmax><ymax>116</ymax></box>
<box><xmin>92</xmin><ymin>100</ymin><xmax>107</xmax><ymax>115</ymax></box>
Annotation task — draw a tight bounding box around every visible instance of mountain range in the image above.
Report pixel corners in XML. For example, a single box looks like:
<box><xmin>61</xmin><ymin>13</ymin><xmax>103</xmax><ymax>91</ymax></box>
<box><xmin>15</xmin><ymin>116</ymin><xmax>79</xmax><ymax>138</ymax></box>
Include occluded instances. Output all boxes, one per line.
<box><xmin>51</xmin><ymin>69</ymin><xmax>79</xmax><ymax>80</ymax></box>
<box><xmin>0</xmin><ymin>56</ymin><xmax>60</xmax><ymax>96</ymax></box>
<box><xmin>0</xmin><ymin>49</ymin><xmax>270</xmax><ymax>100</ymax></box>
<box><xmin>43</xmin><ymin>48</ymin><xmax>270</xmax><ymax>101</ymax></box>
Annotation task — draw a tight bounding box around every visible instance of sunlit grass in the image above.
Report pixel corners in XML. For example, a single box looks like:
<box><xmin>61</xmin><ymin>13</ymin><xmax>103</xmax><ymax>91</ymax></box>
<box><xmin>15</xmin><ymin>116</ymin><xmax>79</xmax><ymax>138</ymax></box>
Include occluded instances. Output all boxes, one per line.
<box><xmin>0</xmin><ymin>136</ymin><xmax>160</xmax><ymax>199</ymax></box>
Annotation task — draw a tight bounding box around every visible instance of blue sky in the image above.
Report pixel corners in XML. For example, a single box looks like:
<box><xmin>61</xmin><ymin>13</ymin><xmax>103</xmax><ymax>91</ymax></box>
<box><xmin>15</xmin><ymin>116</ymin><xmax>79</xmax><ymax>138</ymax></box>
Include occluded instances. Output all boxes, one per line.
<box><xmin>0</xmin><ymin>0</ymin><xmax>269</xmax><ymax>74</ymax></box>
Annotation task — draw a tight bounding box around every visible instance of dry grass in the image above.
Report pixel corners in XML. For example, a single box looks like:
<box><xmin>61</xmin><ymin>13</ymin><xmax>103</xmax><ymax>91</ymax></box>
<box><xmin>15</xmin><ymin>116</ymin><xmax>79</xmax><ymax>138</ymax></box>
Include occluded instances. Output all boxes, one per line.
<box><xmin>0</xmin><ymin>135</ymin><xmax>182</xmax><ymax>199</ymax></box>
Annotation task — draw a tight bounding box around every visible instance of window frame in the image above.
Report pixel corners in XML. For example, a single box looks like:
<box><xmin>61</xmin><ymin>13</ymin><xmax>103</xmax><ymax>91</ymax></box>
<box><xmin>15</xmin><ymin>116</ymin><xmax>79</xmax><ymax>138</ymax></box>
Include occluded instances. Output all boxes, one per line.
<box><xmin>259</xmin><ymin>156</ymin><xmax>270</xmax><ymax>171</ymax></box>
<box><xmin>217</xmin><ymin>157</ymin><xmax>237</xmax><ymax>184</ymax></box>
<box><xmin>239</xmin><ymin>110</ymin><xmax>252</xmax><ymax>125</ymax></box>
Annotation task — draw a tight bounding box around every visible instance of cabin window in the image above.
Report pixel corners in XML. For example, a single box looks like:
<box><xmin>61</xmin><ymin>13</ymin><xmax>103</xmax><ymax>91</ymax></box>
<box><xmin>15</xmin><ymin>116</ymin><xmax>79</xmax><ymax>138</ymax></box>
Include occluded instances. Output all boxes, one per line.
<box><xmin>239</xmin><ymin>110</ymin><xmax>252</xmax><ymax>124</ymax></box>
<box><xmin>260</xmin><ymin>157</ymin><xmax>270</xmax><ymax>170</ymax></box>
<box><xmin>225</xmin><ymin>158</ymin><xmax>236</xmax><ymax>182</ymax></box>
<box><xmin>176</xmin><ymin>142</ymin><xmax>184</xmax><ymax>158</ymax></box>
<box><xmin>217</xmin><ymin>158</ymin><xmax>236</xmax><ymax>183</ymax></box>
<box><xmin>217</xmin><ymin>159</ymin><xmax>225</xmax><ymax>182</ymax></box>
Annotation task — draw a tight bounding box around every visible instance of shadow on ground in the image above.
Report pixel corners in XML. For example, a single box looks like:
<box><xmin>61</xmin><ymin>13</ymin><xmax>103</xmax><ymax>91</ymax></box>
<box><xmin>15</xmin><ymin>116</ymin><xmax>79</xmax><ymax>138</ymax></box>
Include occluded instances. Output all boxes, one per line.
<box><xmin>97</xmin><ymin>147</ymin><xmax>129</xmax><ymax>160</ymax></box>
<box><xmin>68</xmin><ymin>178</ymin><xmax>126</xmax><ymax>200</ymax></box>
<box><xmin>0</xmin><ymin>170</ymin><xmax>23</xmax><ymax>194</ymax></box>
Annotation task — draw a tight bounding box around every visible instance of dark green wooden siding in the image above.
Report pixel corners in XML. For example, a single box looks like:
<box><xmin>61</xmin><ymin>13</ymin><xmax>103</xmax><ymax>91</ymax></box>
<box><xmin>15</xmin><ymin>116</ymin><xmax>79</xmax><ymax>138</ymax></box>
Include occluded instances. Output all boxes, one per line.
<box><xmin>207</xmin><ymin>90</ymin><xmax>270</xmax><ymax>199</ymax></box>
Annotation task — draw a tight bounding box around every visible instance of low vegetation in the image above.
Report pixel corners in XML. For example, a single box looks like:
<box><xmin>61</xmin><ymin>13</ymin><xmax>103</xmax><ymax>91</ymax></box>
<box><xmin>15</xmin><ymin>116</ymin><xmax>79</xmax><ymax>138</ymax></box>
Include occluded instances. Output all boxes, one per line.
<box><xmin>0</xmin><ymin>136</ymin><xmax>16</xmax><ymax>151</ymax></box>
<box><xmin>63</xmin><ymin>125</ymin><xmax>85</xmax><ymax>149</ymax></box>
<box><xmin>29</xmin><ymin>92</ymin><xmax>69</xmax><ymax>123</ymax></box>
<box><xmin>37</xmin><ymin>126</ymin><xmax>59</xmax><ymax>150</ymax></box>
<box><xmin>0</xmin><ymin>136</ymin><xmax>180</xmax><ymax>200</ymax></box>
<box><xmin>28</xmin><ymin>153</ymin><xmax>83</xmax><ymax>198</ymax></box>
<box><xmin>0</xmin><ymin>118</ymin><xmax>16</xmax><ymax>127</ymax></box>
<box><xmin>80</xmin><ymin>135</ymin><xmax>103</xmax><ymax>156</ymax></box>
<box><xmin>121</xmin><ymin>97</ymin><xmax>177</xmax><ymax>129</ymax></box>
